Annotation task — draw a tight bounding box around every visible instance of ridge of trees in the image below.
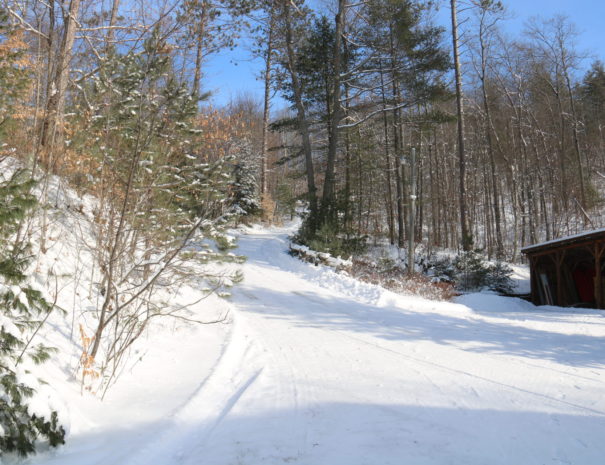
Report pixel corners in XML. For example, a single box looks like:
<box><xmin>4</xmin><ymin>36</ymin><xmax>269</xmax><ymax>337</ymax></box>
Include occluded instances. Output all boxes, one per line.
<box><xmin>262</xmin><ymin>0</ymin><xmax>605</xmax><ymax>262</ymax></box>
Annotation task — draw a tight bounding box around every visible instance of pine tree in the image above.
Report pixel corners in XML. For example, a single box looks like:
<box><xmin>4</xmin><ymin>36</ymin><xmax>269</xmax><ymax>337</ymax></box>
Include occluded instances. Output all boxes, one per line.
<box><xmin>0</xmin><ymin>170</ymin><xmax>65</xmax><ymax>457</ymax></box>
<box><xmin>231</xmin><ymin>139</ymin><xmax>261</xmax><ymax>218</ymax></box>
<box><xmin>581</xmin><ymin>61</ymin><xmax>605</xmax><ymax>131</ymax></box>
<box><xmin>66</xmin><ymin>30</ymin><xmax>244</xmax><ymax>388</ymax></box>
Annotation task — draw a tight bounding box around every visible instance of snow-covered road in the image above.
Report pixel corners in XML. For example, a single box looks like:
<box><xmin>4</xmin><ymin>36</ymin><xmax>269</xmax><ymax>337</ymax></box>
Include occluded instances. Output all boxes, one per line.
<box><xmin>157</xmin><ymin>226</ymin><xmax>605</xmax><ymax>465</ymax></box>
<box><xmin>29</xmin><ymin>225</ymin><xmax>605</xmax><ymax>465</ymax></box>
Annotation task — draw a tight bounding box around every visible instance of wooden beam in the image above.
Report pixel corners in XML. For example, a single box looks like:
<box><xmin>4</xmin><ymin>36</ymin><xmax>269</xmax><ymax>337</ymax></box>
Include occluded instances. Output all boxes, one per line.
<box><xmin>526</xmin><ymin>239</ymin><xmax>600</xmax><ymax>258</ymax></box>
<box><xmin>522</xmin><ymin>230</ymin><xmax>605</xmax><ymax>256</ymax></box>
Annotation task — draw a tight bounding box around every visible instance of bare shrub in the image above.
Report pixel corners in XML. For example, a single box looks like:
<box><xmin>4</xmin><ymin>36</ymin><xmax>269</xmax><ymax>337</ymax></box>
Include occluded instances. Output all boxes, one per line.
<box><xmin>351</xmin><ymin>258</ymin><xmax>456</xmax><ymax>302</ymax></box>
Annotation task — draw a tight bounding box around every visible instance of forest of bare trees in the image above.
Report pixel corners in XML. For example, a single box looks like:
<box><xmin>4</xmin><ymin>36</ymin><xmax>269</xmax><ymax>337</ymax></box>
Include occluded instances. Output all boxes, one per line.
<box><xmin>1</xmin><ymin>0</ymin><xmax>603</xmax><ymax>261</ymax></box>
<box><xmin>263</xmin><ymin>0</ymin><xmax>605</xmax><ymax>263</ymax></box>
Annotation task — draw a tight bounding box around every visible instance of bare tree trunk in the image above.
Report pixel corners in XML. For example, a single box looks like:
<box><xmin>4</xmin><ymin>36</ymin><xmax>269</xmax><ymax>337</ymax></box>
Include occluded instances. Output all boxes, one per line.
<box><xmin>261</xmin><ymin>7</ymin><xmax>276</xmax><ymax>202</ymax></box>
<box><xmin>388</xmin><ymin>26</ymin><xmax>405</xmax><ymax>248</ymax></box>
<box><xmin>450</xmin><ymin>0</ymin><xmax>472</xmax><ymax>250</ymax></box>
<box><xmin>343</xmin><ymin>78</ymin><xmax>352</xmax><ymax>232</ymax></box>
<box><xmin>477</xmin><ymin>26</ymin><xmax>504</xmax><ymax>257</ymax></box>
<box><xmin>379</xmin><ymin>60</ymin><xmax>395</xmax><ymax>245</ymax></box>
<box><xmin>428</xmin><ymin>130</ymin><xmax>438</xmax><ymax>248</ymax></box>
<box><xmin>282</xmin><ymin>2</ymin><xmax>317</xmax><ymax>219</ymax></box>
<box><xmin>40</xmin><ymin>0</ymin><xmax>81</xmax><ymax>171</ymax></box>
<box><xmin>321</xmin><ymin>0</ymin><xmax>346</xmax><ymax>219</ymax></box>
<box><xmin>105</xmin><ymin>0</ymin><xmax>121</xmax><ymax>50</ymax></box>
<box><xmin>191</xmin><ymin>2</ymin><xmax>209</xmax><ymax>98</ymax></box>
<box><xmin>565</xmin><ymin>71</ymin><xmax>588</xmax><ymax>213</ymax></box>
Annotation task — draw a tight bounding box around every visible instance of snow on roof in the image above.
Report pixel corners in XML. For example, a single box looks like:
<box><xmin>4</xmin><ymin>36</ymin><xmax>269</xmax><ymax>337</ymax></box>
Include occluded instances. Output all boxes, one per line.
<box><xmin>521</xmin><ymin>227</ymin><xmax>605</xmax><ymax>253</ymax></box>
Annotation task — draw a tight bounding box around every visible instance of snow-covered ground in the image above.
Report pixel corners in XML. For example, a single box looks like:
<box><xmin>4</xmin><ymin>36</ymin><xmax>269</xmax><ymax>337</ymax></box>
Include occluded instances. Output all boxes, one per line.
<box><xmin>14</xmin><ymin>224</ymin><xmax>605</xmax><ymax>465</ymax></box>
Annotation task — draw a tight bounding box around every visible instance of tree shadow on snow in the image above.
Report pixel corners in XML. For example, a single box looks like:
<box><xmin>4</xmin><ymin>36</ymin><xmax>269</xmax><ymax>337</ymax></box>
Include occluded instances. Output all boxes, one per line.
<box><xmin>233</xmin><ymin>278</ymin><xmax>605</xmax><ymax>369</ymax></box>
<box><xmin>27</xmin><ymin>402</ymin><xmax>605</xmax><ymax>465</ymax></box>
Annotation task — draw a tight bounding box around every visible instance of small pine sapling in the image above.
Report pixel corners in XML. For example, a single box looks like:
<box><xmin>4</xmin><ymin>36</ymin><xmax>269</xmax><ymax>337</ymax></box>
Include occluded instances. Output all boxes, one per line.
<box><xmin>453</xmin><ymin>250</ymin><xmax>513</xmax><ymax>293</ymax></box>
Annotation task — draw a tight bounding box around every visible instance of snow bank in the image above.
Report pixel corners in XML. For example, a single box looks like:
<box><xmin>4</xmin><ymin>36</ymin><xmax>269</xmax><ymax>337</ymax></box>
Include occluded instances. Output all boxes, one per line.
<box><xmin>289</xmin><ymin>243</ymin><xmax>353</xmax><ymax>269</ymax></box>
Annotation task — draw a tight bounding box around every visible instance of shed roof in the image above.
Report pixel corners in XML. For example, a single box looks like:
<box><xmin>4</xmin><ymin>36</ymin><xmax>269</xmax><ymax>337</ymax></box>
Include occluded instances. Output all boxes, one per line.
<box><xmin>521</xmin><ymin>228</ymin><xmax>605</xmax><ymax>255</ymax></box>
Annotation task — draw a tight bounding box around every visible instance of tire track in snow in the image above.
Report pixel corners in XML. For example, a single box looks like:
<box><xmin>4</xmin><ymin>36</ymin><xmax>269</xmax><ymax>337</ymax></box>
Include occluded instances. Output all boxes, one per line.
<box><xmin>120</xmin><ymin>314</ymin><xmax>267</xmax><ymax>465</ymax></box>
<box><xmin>122</xmin><ymin>227</ymin><xmax>318</xmax><ymax>465</ymax></box>
<box><xmin>229</xmin><ymin>235</ymin><xmax>315</xmax><ymax>461</ymax></box>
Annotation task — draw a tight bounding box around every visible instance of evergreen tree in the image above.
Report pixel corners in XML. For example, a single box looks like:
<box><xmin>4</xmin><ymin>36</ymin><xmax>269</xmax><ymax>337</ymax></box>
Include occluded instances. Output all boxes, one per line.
<box><xmin>68</xmin><ymin>30</ymin><xmax>244</xmax><ymax>384</ymax></box>
<box><xmin>231</xmin><ymin>139</ymin><xmax>261</xmax><ymax>218</ymax></box>
<box><xmin>290</xmin><ymin>15</ymin><xmax>338</xmax><ymax>116</ymax></box>
<box><xmin>581</xmin><ymin>61</ymin><xmax>605</xmax><ymax>126</ymax></box>
<box><xmin>0</xmin><ymin>170</ymin><xmax>65</xmax><ymax>457</ymax></box>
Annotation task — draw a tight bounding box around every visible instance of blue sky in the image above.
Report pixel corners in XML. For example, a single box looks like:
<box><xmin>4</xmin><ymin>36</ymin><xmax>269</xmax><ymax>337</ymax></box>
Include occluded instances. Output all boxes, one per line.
<box><xmin>492</xmin><ymin>0</ymin><xmax>605</xmax><ymax>55</ymax></box>
<box><xmin>202</xmin><ymin>0</ymin><xmax>605</xmax><ymax>109</ymax></box>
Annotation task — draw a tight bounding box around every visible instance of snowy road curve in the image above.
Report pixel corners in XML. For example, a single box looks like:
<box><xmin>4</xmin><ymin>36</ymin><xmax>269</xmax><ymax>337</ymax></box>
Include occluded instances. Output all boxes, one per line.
<box><xmin>172</xmin><ymin>226</ymin><xmax>605</xmax><ymax>465</ymax></box>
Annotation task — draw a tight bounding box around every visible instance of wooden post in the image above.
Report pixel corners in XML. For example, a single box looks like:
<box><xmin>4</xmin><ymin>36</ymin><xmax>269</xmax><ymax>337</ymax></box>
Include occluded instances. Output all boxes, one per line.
<box><xmin>595</xmin><ymin>243</ymin><xmax>604</xmax><ymax>309</ymax></box>
<box><xmin>529</xmin><ymin>256</ymin><xmax>537</xmax><ymax>304</ymax></box>
<box><xmin>555</xmin><ymin>251</ymin><xmax>565</xmax><ymax>307</ymax></box>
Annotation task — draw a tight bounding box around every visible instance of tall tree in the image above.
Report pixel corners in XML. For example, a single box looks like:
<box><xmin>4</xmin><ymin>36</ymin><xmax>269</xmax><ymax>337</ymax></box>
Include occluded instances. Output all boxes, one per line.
<box><xmin>321</xmin><ymin>0</ymin><xmax>346</xmax><ymax>221</ymax></box>
<box><xmin>277</xmin><ymin>0</ymin><xmax>318</xmax><ymax>224</ymax></box>
<box><xmin>39</xmin><ymin>0</ymin><xmax>81</xmax><ymax>169</ymax></box>
<box><xmin>471</xmin><ymin>0</ymin><xmax>505</xmax><ymax>258</ymax></box>
<box><xmin>450</xmin><ymin>0</ymin><xmax>472</xmax><ymax>250</ymax></box>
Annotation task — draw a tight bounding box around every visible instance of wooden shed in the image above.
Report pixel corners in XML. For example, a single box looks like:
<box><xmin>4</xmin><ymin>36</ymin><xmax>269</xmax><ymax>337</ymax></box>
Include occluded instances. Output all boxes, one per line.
<box><xmin>522</xmin><ymin>229</ymin><xmax>605</xmax><ymax>308</ymax></box>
